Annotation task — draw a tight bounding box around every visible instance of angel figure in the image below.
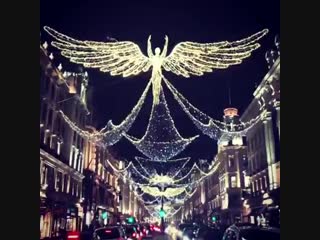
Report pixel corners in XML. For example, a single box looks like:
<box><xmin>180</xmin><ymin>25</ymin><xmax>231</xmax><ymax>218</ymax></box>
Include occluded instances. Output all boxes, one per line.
<box><xmin>44</xmin><ymin>27</ymin><xmax>268</xmax><ymax>104</ymax></box>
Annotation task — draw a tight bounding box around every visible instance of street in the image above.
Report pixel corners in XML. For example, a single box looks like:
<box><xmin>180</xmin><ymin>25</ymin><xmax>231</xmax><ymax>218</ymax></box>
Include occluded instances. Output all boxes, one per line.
<box><xmin>40</xmin><ymin>2</ymin><xmax>280</xmax><ymax>240</ymax></box>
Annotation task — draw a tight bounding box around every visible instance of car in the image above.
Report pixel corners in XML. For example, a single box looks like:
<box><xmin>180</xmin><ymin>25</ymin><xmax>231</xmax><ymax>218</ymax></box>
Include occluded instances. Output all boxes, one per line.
<box><xmin>182</xmin><ymin>225</ymin><xmax>199</xmax><ymax>240</ymax></box>
<box><xmin>130</xmin><ymin>225</ymin><xmax>143</xmax><ymax>238</ymax></box>
<box><xmin>222</xmin><ymin>224</ymin><xmax>280</xmax><ymax>240</ymax></box>
<box><xmin>123</xmin><ymin>225</ymin><xmax>140</xmax><ymax>240</ymax></box>
<box><xmin>140</xmin><ymin>224</ymin><xmax>152</xmax><ymax>237</ymax></box>
<box><xmin>93</xmin><ymin>226</ymin><xmax>127</xmax><ymax>240</ymax></box>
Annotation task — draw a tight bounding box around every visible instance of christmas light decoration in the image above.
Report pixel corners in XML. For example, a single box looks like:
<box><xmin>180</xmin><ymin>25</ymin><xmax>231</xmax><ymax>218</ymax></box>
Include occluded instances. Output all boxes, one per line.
<box><xmin>149</xmin><ymin>174</ymin><xmax>175</xmax><ymax>185</ymax></box>
<box><xmin>135</xmin><ymin>157</ymin><xmax>191</xmax><ymax>178</ymax></box>
<box><xmin>58</xmin><ymin>80</ymin><xmax>151</xmax><ymax>146</ymax></box>
<box><xmin>141</xmin><ymin>186</ymin><xmax>186</xmax><ymax>197</ymax></box>
<box><xmin>163</xmin><ymin>77</ymin><xmax>262</xmax><ymax>140</ymax></box>
<box><xmin>124</xmin><ymin>87</ymin><xmax>198</xmax><ymax>161</ymax></box>
<box><xmin>44</xmin><ymin>26</ymin><xmax>268</xmax><ymax>105</ymax></box>
<box><xmin>101</xmin><ymin>80</ymin><xmax>150</xmax><ymax>146</ymax></box>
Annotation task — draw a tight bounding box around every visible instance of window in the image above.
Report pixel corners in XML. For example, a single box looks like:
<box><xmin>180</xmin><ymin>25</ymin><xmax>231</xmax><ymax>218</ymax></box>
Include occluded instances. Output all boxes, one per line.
<box><xmin>64</xmin><ymin>175</ymin><xmax>70</xmax><ymax>193</ymax></box>
<box><xmin>73</xmin><ymin>150</ymin><xmax>79</xmax><ymax>169</ymax></box>
<box><xmin>40</xmin><ymin>102</ymin><xmax>47</xmax><ymax>123</ymax></box>
<box><xmin>231</xmin><ymin>176</ymin><xmax>237</xmax><ymax>188</ymax></box>
<box><xmin>70</xmin><ymin>179</ymin><xmax>74</xmax><ymax>196</ymax></box>
<box><xmin>228</xmin><ymin>155</ymin><xmax>235</xmax><ymax>168</ymax></box>
<box><xmin>56</xmin><ymin>172</ymin><xmax>62</xmax><ymax>192</ymax></box>
<box><xmin>260</xmin><ymin>178</ymin><xmax>264</xmax><ymax>190</ymax></box>
<box><xmin>41</xmin><ymin>165</ymin><xmax>48</xmax><ymax>185</ymax></box>
<box><xmin>69</xmin><ymin>147</ymin><xmax>74</xmax><ymax>166</ymax></box>
<box><xmin>255</xmin><ymin>180</ymin><xmax>259</xmax><ymax>192</ymax></box>
<box><xmin>57</xmin><ymin>141</ymin><xmax>62</xmax><ymax>155</ymax></box>
<box><xmin>47</xmin><ymin>167</ymin><xmax>55</xmax><ymax>190</ymax></box>
<box><xmin>77</xmin><ymin>154</ymin><xmax>82</xmax><ymax>172</ymax></box>
<box><xmin>264</xmin><ymin>176</ymin><xmax>268</xmax><ymax>189</ymax></box>
<box><xmin>50</xmin><ymin>82</ymin><xmax>56</xmax><ymax>100</ymax></box>
<box><xmin>78</xmin><ymin>184</ymin><xmax>82</xmax><ymax>198</ymax></box>
<box><xmin>244</xmin><ymin>176</ymin><xmax>250</xmax><ymax>188</ymax></box>
<box><xmin>220</xmin><ymin>178</ymin><xmax>225</xmax><ymax>192</ymax></box>
<box><xmin>74</xmin><ymin>183</ymin><xmax>78</xmax><ymax>197</ymax></box>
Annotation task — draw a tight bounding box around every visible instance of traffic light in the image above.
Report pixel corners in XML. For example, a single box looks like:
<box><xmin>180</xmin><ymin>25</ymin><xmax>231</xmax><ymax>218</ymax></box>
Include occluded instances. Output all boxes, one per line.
<box><xmin>102</xmin><ymin>211</ymin><xmax>108</xmax><ymax>220</ymax></box>
<box><xmin>128</xmin><ymin>216</ymin><xmax>135</xmax><ymax>223</ymax></box>
<box><xmin>212</xmin><ymin>216</ymin><xmax>217</xmax><ymax>222</ymax></box>
<box><xmin>159</xmin><ymin>209</ymin><xmax>166</xmax><ymax>218</ymax></box>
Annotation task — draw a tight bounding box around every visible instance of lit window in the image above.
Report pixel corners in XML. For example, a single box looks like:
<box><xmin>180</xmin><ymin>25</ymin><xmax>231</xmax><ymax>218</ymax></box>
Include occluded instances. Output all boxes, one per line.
<box><xmin>57</xmin><ymin>142</ymin><xmax>62</xmax><ymax>155</ymax></box>
<box><xmin>264</xmin><ymin>176</ymin><xmax>268</xmax><ymax>189</ymax></box>
<box><xmin>228</xmin><ymin>156</ymin><xmax>235</xmax><ymax>168</ymax></box>
<box><xmin>255</xmin><ymin>180</ymin><xmax>259</xmax><ymax>191</ymax></box>
<box><xmin>244</xmin><ymin>176</ymin><xmax>250</xmax><ymax>188</ymax></box>
<box><xmin>231</xmin><ymin>176</ymin><xmax>237</xmax><ymax>188</ymax></box>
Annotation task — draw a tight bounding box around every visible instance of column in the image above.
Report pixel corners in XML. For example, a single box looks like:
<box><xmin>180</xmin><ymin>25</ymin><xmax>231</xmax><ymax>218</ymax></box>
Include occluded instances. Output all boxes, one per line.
<box><xmin>262</xmin><ymin>111</ymin><xmax>276</xmax><ymax>190</ymax></box>
<box><xmin>40</xmin><ymin>159</ymin><xmax>44</xmax><ymax>185</ymax></box>
<box><xmin>275</xmin><ymin>103</ymin><xmax>280</xmax><ymax>140</ymax></box>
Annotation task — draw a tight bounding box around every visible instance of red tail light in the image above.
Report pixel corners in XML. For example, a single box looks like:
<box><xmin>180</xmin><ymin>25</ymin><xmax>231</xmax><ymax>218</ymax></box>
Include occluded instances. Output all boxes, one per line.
<box><xmin>105</xmin><ymin>230</ymin><xmax>112</xmax><ymax>233</ymax></box>
<box><xmin>67</xmin><ymin>232</ymin><xmax>80</xmax><ymax>240</ymax></box>
<box><xmin>67</xmin><ymin>236</ymin><xmax>79</xmax><ymax>239</ymax></box>
<box><xmin>143</xmin><ymin>229</ymin><xmax>146</xmax><ymax>233</ymax></box>
<box><xmin>132</xmin><ymin>232</ymin><xmax>136</xmax><ymax>238</ymax></box>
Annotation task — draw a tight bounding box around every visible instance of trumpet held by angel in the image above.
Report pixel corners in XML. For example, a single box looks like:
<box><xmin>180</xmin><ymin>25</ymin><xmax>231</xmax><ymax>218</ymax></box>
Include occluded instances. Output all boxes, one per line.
<box><xmin>44</xmin><ymin>26</ymin><xmax>268</xmax><ymax>104</ymax></box>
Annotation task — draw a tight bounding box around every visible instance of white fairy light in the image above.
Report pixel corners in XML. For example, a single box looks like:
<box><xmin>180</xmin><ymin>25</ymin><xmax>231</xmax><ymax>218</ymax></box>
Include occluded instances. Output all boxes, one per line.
<box><xmin>42</xmin><ymin>41</ymin><xmax>48</xmax><ymax>49</ymax></box>
<box><xmin>135</xmin><ymin>157</ymin><xmax>191</xmax><ymax>178</ymax></box>
<box><xmin>100</xmin><ymin>80</ymin><xmax>151</xmax><ymax>146</ymax></box>
<box><xmin>58</xmin><ymin>63</ymin><xmax>63</xmax><ymax>71</ymax></box>
<box><xmin>141</xmin><ymin>186</ymin><xmax>186</xmax><ymax>197</ymax></box>
<box><xmin>124</xmin><ymin>86</ymin><xmax>198</xmax><ymax>161</ymax></box>
<box><xmin>149</xmin><ymin>174</ymin><xmax>175</xmax><ymax>185</ymax></box>
<box><xmin>163</xmin><ymin>77</ymin><xmax>262</xmax><ymax>140</ymax></box>
<box><xmin>57</xmin><ymin>80</ymin><xmax>151</xmax><ymax>146</ymax></box>
<box><xmin>44</xmin><ymin>26</ymin><xmax>268</xmax><ymax>104</ymax></box>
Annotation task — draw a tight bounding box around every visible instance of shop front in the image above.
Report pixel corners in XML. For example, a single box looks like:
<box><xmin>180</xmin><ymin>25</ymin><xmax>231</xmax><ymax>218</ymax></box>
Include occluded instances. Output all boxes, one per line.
<box><xmin>40</xmin><ymin>197</ymin><xmax>53</xmax><ymax>239</ymax></box>
<box><xmin>246</xmin><ymin>191</ymin><xmax>280</xmax><ymax>227</ymax></box>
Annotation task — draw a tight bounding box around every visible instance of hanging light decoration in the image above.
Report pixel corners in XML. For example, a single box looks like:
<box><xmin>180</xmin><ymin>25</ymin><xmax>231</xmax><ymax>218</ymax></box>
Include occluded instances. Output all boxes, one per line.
<box><xmin>124</xmin><ymin>86</ymin><xmax>198</xmax><ymax>161</ymax></box>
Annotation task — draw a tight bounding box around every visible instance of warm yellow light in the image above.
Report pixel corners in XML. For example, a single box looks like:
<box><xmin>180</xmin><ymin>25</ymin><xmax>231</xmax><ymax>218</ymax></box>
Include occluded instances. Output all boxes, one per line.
<box><xmin>44</xmin><ymin>26</ymin><xmax>268</xmax><ymax>104</ymax></box>
<box><xmin>149</xmin><ymin>174</ymin><xmax>174</xmax><ymax>185</ymax></box>
<box><xmin>141</xmin><ymin>186</ymin><xmax>186</xmax><ymax>197</ymax></box>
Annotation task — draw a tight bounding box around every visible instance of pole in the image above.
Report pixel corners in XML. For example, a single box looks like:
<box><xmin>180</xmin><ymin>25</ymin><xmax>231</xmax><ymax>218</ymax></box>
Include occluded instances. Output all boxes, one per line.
<box><xmin>161</xmin><ymin>196</ymin><xmax>164</xmax><ymax>233</ymax></box>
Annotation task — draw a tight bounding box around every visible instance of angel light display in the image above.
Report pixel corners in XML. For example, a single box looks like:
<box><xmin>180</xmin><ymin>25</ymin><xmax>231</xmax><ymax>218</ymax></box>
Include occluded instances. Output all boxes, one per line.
<box><xmin>44</xmin><ymin>27</ymin><xmax>268</xmax><ymax>105</ymax></box>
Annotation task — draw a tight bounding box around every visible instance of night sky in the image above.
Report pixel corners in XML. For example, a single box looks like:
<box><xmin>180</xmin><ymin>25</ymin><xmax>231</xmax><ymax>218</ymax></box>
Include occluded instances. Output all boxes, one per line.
<box><xmin>40</xmin><ymin>0</ymin><xmax>280</xmax><ymax>162</ymax></box>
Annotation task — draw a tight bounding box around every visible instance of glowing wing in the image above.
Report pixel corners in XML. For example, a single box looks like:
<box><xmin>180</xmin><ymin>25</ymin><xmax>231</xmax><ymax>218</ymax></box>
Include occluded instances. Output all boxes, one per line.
<box><xmin>44</xmin><ymin>26</ymin><xmax>152</xmax><ymax>77</ymax></box>
<box><xmin>162</xmin><ymin>29</ymin><xmax>268</xmax><ymax>78</ymax></box>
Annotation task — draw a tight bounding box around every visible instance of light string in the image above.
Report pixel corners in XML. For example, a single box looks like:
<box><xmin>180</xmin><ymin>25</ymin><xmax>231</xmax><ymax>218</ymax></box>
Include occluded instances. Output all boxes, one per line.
<box><xmin>45</xmin><ymin>26</ymin><xmax>268</xmax><ymax>106</ymax></box>
<box><xmin>57</xmin><ymin>80</ymin><xmax>151</xmax><ymax>146</ymax></box>
<box><xmin>124</xmin><ymin>85</ymin><xmax>198</xmax><ymax>161</ymax></box>
<box><xmin>135</xmin><ymin>157</ymin><xmax>191</xmax><ymax>178</ymax></box>
<box><xmin>163</xmin><ymin>76</ymin><xmax>262</xmax><ymax>140</ymax></box>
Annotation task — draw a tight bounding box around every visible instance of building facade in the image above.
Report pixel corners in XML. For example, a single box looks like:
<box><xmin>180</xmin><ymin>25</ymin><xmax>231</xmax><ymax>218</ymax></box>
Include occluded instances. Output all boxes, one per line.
<box><xmin>240</xmin><ymin>36</ymin><xmax>280</xmax><ymax>227</ymax></box>
<box><xmin>82</xmin><ymin>134</ymin><xmax>122</xmax><ymax>229</ymax></box>
<box><xmin>40</xmin><ymin>44</ymin><xmax>89</xmax><ymax>239</ymax></box>
<box><xmin>40</xmin><ymin>41</ymin><xmax>149</xmax><ymax>239</ymax></box>
<box><xmin>181</xmin><ymin>108</ymin><xmax>249</xmax><ymax>226</ymax></box>
<box><xmin>180</xmin><ymin>36</ymin><xmax>280</xmax><ymax>227</ymax></box>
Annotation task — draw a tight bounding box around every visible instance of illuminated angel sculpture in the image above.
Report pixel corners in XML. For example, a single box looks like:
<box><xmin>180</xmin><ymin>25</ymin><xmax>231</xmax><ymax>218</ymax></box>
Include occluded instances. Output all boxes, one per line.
<box><xmin>44</xmin><ymin>27</ymin><xmax>268</xmax><ymax>104</ymax></box>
